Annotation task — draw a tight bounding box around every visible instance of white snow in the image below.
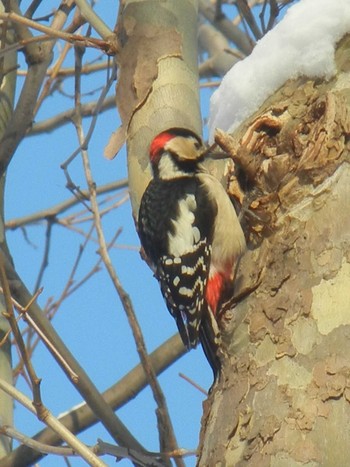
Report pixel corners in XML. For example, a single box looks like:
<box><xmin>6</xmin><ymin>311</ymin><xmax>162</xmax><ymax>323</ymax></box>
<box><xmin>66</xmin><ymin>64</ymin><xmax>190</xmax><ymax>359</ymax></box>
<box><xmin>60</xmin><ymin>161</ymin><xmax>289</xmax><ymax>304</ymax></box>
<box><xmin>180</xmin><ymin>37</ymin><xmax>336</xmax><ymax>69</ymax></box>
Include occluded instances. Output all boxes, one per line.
<box><xmin>208</xmin><ymin>0</ymin><xmax>350</xmax><ymax>141</ymax></box>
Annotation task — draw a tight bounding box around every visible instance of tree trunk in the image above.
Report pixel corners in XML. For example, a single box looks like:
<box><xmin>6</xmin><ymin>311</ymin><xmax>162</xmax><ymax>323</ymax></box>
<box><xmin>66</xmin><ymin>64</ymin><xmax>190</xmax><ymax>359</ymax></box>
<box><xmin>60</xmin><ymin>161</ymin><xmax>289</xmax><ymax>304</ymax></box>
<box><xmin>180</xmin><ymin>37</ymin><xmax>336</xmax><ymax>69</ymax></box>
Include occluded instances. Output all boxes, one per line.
<box><xmin>115</xmin><ymin>0</ymin><xmax>201</xmax><ymax>218</ymax></box>
<box><xmin>198</xmin><ymin>35</ymin><xmax>350</xmax><ymax>466</ymax></box>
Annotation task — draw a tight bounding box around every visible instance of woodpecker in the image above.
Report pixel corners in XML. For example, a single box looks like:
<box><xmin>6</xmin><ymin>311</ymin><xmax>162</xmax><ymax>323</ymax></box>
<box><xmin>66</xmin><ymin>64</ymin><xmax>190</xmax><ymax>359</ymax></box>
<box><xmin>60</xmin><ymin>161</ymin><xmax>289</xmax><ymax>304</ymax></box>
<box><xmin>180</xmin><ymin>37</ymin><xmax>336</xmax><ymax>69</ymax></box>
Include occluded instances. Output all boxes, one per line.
<box><xmin>138</xmin><ymin>128</ymin><xmax>246</xmax><ymax>380</ymax></box>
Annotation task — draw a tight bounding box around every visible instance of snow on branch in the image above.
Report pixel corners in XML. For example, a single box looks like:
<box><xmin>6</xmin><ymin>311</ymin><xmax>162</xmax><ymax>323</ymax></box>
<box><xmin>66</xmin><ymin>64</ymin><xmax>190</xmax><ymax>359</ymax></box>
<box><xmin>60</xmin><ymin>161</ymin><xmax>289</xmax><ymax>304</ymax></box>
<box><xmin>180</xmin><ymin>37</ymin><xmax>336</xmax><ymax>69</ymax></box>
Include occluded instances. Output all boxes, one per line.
<box><xmin>209</xmin><ymin>0</ymin><xmax>350</xmax><ymax>140</ymax></box>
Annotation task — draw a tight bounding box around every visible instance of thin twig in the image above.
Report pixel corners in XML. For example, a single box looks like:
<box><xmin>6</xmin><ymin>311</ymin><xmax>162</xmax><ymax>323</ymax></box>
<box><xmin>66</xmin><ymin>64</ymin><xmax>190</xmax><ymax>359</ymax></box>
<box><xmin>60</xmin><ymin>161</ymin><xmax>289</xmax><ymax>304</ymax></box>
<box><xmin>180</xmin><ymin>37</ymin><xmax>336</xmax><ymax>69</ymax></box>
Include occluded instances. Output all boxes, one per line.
<box><xmin>0</xmin><ymin>378</ymin><xmax>107</xmax><ymax>466</ymax></box>
<box><xmin>27</xmin><ymin>95</ymin><xmax>115</xmax><ymax>136</ymax></box>
<box><xmin>235</xmin><ymin>0</ymin><xmax>262</xmax><ymax>40</ymax></box>
<box><xmin>14</xmin><ymin>224</ymin><xmax>101</xmax><ymax>379</ymax></box>
<box><xmin>0</xmin><ymin>425</ymin><xmax>87</xmax><ymax>456</ymax></box>
<box><xmin>64</xmin><ymin>193</ymin><xmax>129</xmax><ymax>225</ymax></box>
<box><xmin>0</xmin><ymin>256</ymin><xmax>44</xmax><ymax>412</ymax></box>
<box><xmin>0</xmin><ymin>247</ymin><xmax>146</xmax><ymax>452</ymax></box>
<box><xmin>18</xmin><ymin>60</ymin><xmax>109</xmax><ymax>78</ymax></box>
<box><xmin>178</xmin><ymin>373</ymin><xmax>208</xmax><ymax>396</ymax></box>
<box><xmin>0</xmin><ymin>282</ymin><xmax>79</xmax><ymax>383</ymax></box>
<box><xmin>60</xmin><ymin>64</ymin><xmax>117</xmax><ymax>177</ymax></box>
<box><xmin>24</xmin><ymin>0</ymin><xmax>46</xmax><ymax>19</ymax></box>
<box><xmin>1</xmin><ymin>425</ymin><xmax>191</xmax><ymax>463</ymax></box>
<box><xmin>6</xmin><ymin>179</ymin><xmax>127</xmax><ymax>230</ymax></box>
<box><xmin>74</xmin><ymin>0</ymin><xmax>113</xmax><ymax>39</ymax></box>
<box><xmin>20</xmin><ymin>306</ymin><xmax>79</xmax><ymax>383</ymax></box>
<box><xmin>33</xmin><ymin>219</ymin><xmax>53</xmax><ymax>293</ymax></box>
<box><xmin>34</xmin><ymin>40</ymin><xmax>72</xmax><ymax>116</ymax></box>
<box><xmin>199</xmin><ymin>0</ymin><xmax>253</xmax><ymax>55</ymax></box>
<box><xmin>1</xmin><ymin>333</ymin><xmax>186</xmax><ymax>466</ymax></box>
<box><xmin>0</xmin><ymin>0</ymin><xmax>76</xmax><ymax>179</ymax></box>
<box><xmin>0</xmin><ymin>11</ymin><xmax>118</xmax><ymax>55</ymax></box>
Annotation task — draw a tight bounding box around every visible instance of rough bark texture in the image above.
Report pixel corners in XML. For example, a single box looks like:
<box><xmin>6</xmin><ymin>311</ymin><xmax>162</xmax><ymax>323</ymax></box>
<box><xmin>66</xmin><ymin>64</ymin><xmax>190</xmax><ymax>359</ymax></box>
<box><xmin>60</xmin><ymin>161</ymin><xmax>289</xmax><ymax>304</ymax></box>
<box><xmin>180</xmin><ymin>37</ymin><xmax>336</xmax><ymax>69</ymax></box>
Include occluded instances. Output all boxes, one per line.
<box><xmin>116</xmin><ymin>0</ymin><xmax>201</xmax><ymax>218</ymax></box>
<box><xmin>198</xmin><ymin>35</ymin><xmax>350</xmax><ymax>466</ymax></box>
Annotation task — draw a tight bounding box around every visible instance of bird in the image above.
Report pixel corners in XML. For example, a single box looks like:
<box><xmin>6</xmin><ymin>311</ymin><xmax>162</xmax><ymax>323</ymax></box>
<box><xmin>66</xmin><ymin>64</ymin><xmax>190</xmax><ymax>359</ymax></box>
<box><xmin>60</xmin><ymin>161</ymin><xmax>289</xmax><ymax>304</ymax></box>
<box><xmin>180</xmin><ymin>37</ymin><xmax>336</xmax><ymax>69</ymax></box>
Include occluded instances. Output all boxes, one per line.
<box><xmin>138</xmin><ymin>128</ymin><xmax>246</xmax><ymax>381</ymax></box>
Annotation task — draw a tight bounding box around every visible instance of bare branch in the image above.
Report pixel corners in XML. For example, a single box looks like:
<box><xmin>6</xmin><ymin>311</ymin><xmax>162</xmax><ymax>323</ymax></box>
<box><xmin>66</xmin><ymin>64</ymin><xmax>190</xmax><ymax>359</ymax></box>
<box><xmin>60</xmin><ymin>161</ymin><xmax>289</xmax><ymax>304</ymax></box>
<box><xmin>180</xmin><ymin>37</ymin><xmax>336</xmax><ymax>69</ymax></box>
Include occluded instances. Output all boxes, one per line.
<box><xmin>60</xmin><ymin>64</ymin><xmax>117</xmax><ymax>178</ymax></box>
<box><xmin>0</xmin><ymin>11</ymin><xmax>118</xmax><ymax>55</ymax></box>
<box><xmin>1</xmin><ymin>334</ymin><xmax>186</xmax><ymax>466</ymax></box>
<box><xmin>74</xmin><ymin>0</ymin><xmax>113</xmax><ymax>39</ymax></box>
<box><xmin>178</xmin><ymin>373</ymin><xmax>207</xmax><ymax>396</ymax></box>
<box><xmin>0</xmin><ymin>0</ymin><xmax>75</xmax><ymax>177</ymax></box>
<box><xmin>1</xmin><ymin>426</ymin><xmax>190</xmax><ymax>465</ymax></box>
<box><xmin>199</xmin><ymin>22</ymin><xmax>240</xmax><ymax>78</ymax></box>
<box><xmin>0</xmin><ymin>256</ymin><xmax>44</xmax><ymax>412</ymax></box>
<box><xmin>6</xmin><ymin>179</ymin><xmax>127</xmax><ymax>230</ymax></box>
<box><xmin>19</xmin><ymin>60</ymin><xmax>110</xmax><ymax>78</ymax></box>
<box><xmin>199</xmin><ymin>0</ymin><xmax>253</xmax><ymax>55</ymax></box>
<box><xmin>23</xmin><ymin>0</ymin><xmax>46</xmax><ymax>19</ymax></box>
<box><xmin>235</xmin><ymin>0</ymin><xmax>262</xmax><ymax>40</ymax></box>
<box><xmin>0</xmin><ymin>247</ymin><xmax>146</xmax><ymax>452</ymax></box>
<box><xmin>0</xmin><ymin>425</ymin><xmax>89</xmax><ymax>456</ymax></box>
<box><xmin>27</xmin><ymin>95</ymin><xmax>116</xmax><ymax>136</ymax></box>
<box><xmin>0</xmin><ymin>378</ymin><xmax>107</xmax><ymax>466</ymax></box>
<box><xmin>34</xmin><ymin>40</ymin><xmax>73</xmax><ymax>116</ymax></box>
<box><xmin>33</xmin><ymin>220</ymin><xmax>53</xmax><ymax>293</ymax></box>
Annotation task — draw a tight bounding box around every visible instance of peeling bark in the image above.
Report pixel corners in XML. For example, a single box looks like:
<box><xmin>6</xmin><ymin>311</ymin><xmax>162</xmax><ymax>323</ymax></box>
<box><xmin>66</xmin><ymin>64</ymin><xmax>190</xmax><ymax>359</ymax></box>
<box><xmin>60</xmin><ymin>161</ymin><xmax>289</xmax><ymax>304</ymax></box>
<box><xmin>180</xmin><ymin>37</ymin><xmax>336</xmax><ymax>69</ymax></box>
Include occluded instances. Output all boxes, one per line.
<box><xmin>198</xmin><ymin>35</ymin><xmax>350</xmax><ymax>466</ymax></box>
<box><xmin>115</xmin><ymin>0</ymin><xmax>201</xmax><ymax>218</ymax></box>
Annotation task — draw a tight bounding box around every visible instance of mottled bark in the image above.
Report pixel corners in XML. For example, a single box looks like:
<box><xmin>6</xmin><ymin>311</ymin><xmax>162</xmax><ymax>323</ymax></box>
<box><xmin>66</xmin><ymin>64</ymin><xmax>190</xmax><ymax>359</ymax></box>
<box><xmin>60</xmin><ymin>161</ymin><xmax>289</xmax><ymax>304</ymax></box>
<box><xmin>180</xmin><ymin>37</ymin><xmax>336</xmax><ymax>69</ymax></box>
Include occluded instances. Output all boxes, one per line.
<box><xmin>198</xmin><ymin>35</ymin><xmax>350</xmax><ymax>466</ymax></box>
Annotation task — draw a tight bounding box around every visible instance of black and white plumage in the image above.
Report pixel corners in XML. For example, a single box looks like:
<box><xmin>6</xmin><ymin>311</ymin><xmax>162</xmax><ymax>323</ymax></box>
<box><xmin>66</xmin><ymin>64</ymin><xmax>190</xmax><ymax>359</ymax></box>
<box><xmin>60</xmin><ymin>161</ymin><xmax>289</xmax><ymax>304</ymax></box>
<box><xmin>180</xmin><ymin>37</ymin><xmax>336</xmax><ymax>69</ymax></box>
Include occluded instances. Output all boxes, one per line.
<box><xmin>139</xmin><ymin>176</ymin><xmax>215</xmax><ymax>348</ymax></box>
<box><xmin>138</xmin><ymin>129</ymin><xmax>246</xmax><ymax>380</ymax></box>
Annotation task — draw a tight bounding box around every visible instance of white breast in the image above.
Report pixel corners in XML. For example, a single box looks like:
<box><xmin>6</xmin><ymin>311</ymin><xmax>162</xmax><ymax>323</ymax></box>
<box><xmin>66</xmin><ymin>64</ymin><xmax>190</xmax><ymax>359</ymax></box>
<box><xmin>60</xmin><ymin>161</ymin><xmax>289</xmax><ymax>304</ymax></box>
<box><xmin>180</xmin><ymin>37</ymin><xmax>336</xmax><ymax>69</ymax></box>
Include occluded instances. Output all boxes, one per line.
<box><xmin>167</xmin><ymin>194</ymin><xmax>200</xmax><ymax>256</ymax></box>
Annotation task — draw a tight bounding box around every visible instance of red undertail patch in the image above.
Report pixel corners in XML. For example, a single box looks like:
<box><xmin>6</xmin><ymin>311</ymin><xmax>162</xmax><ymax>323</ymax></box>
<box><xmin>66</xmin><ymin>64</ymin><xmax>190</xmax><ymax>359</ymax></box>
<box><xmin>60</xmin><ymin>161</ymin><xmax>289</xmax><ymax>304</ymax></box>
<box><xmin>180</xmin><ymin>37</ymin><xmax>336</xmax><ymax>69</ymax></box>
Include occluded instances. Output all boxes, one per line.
<box><xmin>205</xmin><ymin>273</ymin><xmax>224</xmax><ymax>316</ymax></box>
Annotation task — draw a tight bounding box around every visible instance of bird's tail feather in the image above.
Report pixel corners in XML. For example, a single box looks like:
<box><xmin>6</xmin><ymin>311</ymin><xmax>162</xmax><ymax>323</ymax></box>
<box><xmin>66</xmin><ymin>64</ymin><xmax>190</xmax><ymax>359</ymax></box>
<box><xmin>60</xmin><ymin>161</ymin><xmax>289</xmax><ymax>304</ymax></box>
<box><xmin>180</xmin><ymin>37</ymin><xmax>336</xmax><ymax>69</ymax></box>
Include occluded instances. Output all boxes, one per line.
<box><xmin>199</xmin><ymin>306</ymin><xmax>221</xmax><ymax>383</ymax></box>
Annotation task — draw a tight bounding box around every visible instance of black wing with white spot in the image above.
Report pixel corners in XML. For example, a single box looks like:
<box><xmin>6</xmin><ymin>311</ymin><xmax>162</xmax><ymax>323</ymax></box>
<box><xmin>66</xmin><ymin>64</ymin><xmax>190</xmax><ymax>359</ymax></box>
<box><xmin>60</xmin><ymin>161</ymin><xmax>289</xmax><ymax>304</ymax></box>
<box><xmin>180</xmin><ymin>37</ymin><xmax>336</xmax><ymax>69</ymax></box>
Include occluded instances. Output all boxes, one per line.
<box><xmin>138</xmin><ymin>174</ymin><xmax>219</xmax><ymax>372</ymax></box>
<box><xmin>156</xmin><ymin>240</ymin><xmax>211</xmax><ymax>349</ymax></box>
<box><xmin>138</xmin><ymin>177</ymin><xmax>216</xmax><ymax>267</ymax></box>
